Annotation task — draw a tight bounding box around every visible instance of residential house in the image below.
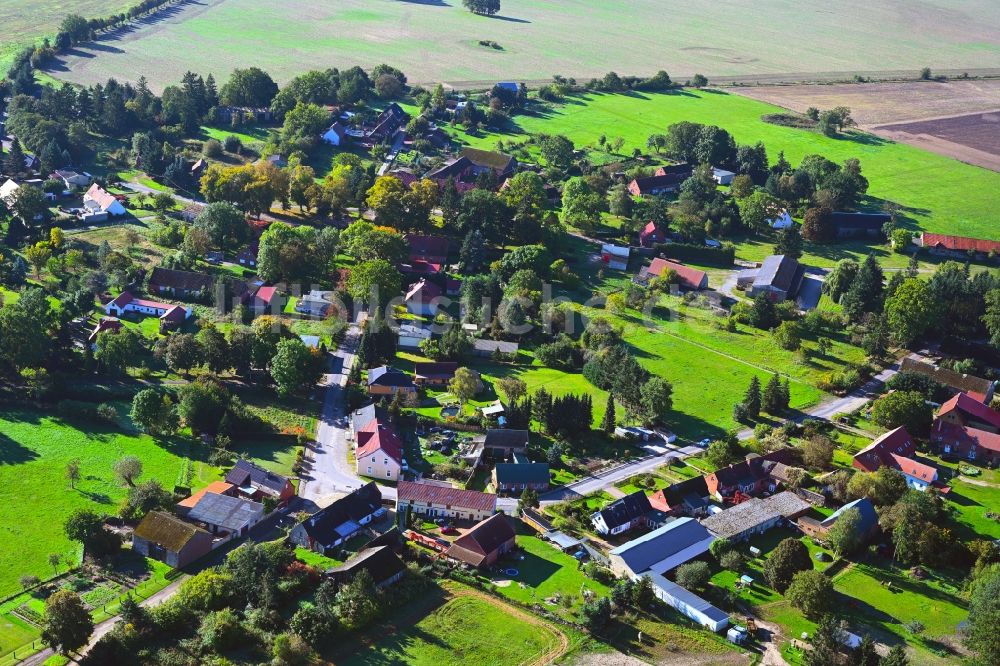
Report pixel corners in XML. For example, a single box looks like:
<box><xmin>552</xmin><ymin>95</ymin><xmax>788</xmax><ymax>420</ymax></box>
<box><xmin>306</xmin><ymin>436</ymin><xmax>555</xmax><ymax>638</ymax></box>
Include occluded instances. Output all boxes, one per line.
<box><xmin>84</xmin><ymin>183</ymin><xmax>127</xmax><ymax>216</ymax></box>
<box><xmin>289</xmin><ymin>482</ymin><xmax>386</xmax><ymax>553</ymax></box>
<box><xmin>648</xmin><ymin>476</ymin><xmax>710</xmax><ymax>517</ymax></box>
<box><xmin>250</xmin><ymin>285</ymin><xmax>282</xmax><ymax>315</ymax></box>
<box><xmin>931</xmin><ymin>419</ymin><xmax>1000</xmax><ymax>465</ymax></box>
<box><xmin>52</xmin><ymin>169</ymin><xmax>92</xmax><ymax>189</ymax></box>
<box><xmin>132</xmin><ymin>511</ymin><xmax>214</xmax><ymax>568</ymax></box>
<box><xmin>322</xmin><ymin>122</ymin><xmax>348</xmax><ymax>146</ymax></box>
<box><xmin>404</xmin><ymin>279</ymin><xmax>443</xmax><ymax>317</ymax></box>
<box><xmin>919</xmin><ymin>233</ymin><xmax>1000</xmax><ymax>260</ymax></box>
<box><xmin>735</xmin><ymin>254</ymin><xmax>804</xmax><ymax>302</ymax></box>
<box><xmin>356</xmin><ymin>416</ymin><xmax>404</xmax><ymax>481</ymax></box>
<box><xmin>492</xmin><ymin>457</ymin><xmax>549</xmax><ymax>494</ymax></box>
<box><xmin>236</xmin><ymin>244</ymin><xmax>258</xmax><ymax>267</ymax></box>
<box><xmin>798</xmin><ymin>497</ymin><xmax>879</xmax><ymax>543</ymax></box>
<box><xmin>327</xmin><ymin>546</ymin><xmax>406</xmax><ymax>589</ymax></box>
<box><xmin>639</xmin><ymin>221</ymin><xmax>667</xmax><ymax>247</ymax></box>
<box><xmin>148</xmin><ymin>267</ymin><xmax>215</xmax><ymax>300</ymax></box>
<box><xmin>405</xmin><ymin>234</ymin><xmax>449</xmax><ymax>266</ymax></box>
<box><xmin>349</xmin><ymin>403</ymin><xmax>388</xmax><ymax>442</ymax></box>
<box><xmin>592</xmin><ymin>490</ymin><xmax>654</xmax><ymax>535</ymax></box>
<box><xmin>413</xmin><ymin>362</ymin><xmax>459</xmax><ymax>386</ymax></box>
<box><xmin>636</xmin><ymin>258</ymin><xmax>708</xmax><ymax>291</ymax></box>
<box><xmin>852</xmin><ymin>426</ymin><xmax>938</xmax><ymax>490</ymax></box>
<box><xmin>398</xmin><ymin>323</ymin><xmax>431</xmax><ymax>349</ymax></box>
<box><xmin>627</xmin><ymin>163</ymin><xmax>693</xmax><ymax>196</ymax></box>
<box><xmin>712</xmin><ymin>168</ymin><xmax>735</xmax><ymax>185</ymax></box>
<box><xmin>472</xmin><ymin>339</ymin><xmax>519</xmax><ymax>357</ymax></box>
<box><xmin>179</xmin><ymin>203</ymin><xmax>205</xmax><ymax>223</ymax></box>
<box><xmin>701</xmin><ymin>495</ymin><xmax>790</xmax><ymax>542</ymax></box>
<box><xmin>224</xmin><ymin>459</ymin><xmax>296</xmax><ymax>504</ymax></box>
<box><xmin>294</xmin><ymin>290</ymin><xmax>335</xmax><ymax>318</ymax></box>
<box><xmin>87</xmin><ymin>317</ymin><xmax>122</xmax><ymax>347</ymax></box>
<box><xmin>258</xmin><ymin>154</ymin><xmax>288</xmax><ymax>169</ymax></box>
<box><xmin>482</xmin><ymin>429</ymin><xmax>529</xmax><ymax>458</ymax></box>
<box><xmin>176</xmin><ymin>481</ymin><xmax>236</xmax><ymax>514</ymax></box>
<box><xmin>601</xmin><ymin>244</ymin><xmax>630</xmax><ymax>271</ymax></box>
<box><xmin>367</xmin><ymin>103</ymin><xmax>408</xmax><ymax>141</ymax></box>
<box><xmin>447</xmin><ymin>513</ymin><xmax>517</xmax><ymax>567</ymax></box>
<box><xmin>900</xmin><ymin>358</ymin><xmax>996</xmax><ymax>403</ymax></box>
<box><xmin>396</xmin><ymin>480</ymin><xmax>497</xmax><ymax>522</ymax></box>
<box><xmin>104</xmin><ymin>292</ymin><xmax>191</xmax><ymax>332</ymax></box>
<box><xmin>704</xmin><ymin>450</ymin><xmax>797</xmax><ymax>500</ymax></box>
<box><xmin>367</xmin><ymin>365</ymin><xmax>417</xmax><ymax>397</ymax></box>
<box><xmin>426</xmin><ymin>148</ymin><xmax>517</xmax><ymax>188</ymax></box>
<box><xmin>186</xmin><ymin>492</ymin><xmax>264</xmax><ymax>537</ymax></box>
<box><xmin>831</xmin><ymin>212</ymin><xmax>889</xmax><ymax>239</ymax></box>
<box><xmin>935</xmin><ymin>391</ymin><xmax>1000</xmax><ymax>433</ymax></box>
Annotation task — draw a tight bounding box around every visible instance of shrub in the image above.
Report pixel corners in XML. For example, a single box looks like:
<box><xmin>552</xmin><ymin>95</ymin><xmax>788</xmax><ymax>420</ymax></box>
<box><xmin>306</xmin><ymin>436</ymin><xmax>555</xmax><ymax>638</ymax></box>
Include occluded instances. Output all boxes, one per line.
<box><xmin>96</xmin><ymin>403</ymin><xmax>118</xmax><ymax>423</ymax></box>
<box><xmin>202</xmin><ymin>139</ymin><xmax>224</xmax><ymax>158</ymax></box>
<box><xmin>675</xmin><ymin>561</ymin><xmax>711</xmax><ymax>590</ymax></box>
<box><xmin>222</xmin><ymin>135</ymin><xmax>242</xmax><ymax>153</ymax></box>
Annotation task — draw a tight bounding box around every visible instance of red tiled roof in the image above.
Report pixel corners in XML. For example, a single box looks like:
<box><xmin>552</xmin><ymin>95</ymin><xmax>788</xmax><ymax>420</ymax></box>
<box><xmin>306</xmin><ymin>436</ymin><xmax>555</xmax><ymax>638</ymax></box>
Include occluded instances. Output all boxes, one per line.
<box><xmin>356</xmin><ymin>418</ymin><xmax>403</xmax><ymax>465</ymax></box>
<box><xmin>921</xmin><ymin>233</ymin><xmax>1000</xmax><ymax>254</ymax></box>
<box><xmin>889</xmin><ymin>454</ymin><xmax>936</xmax><ymax>482</ymax></box>
<box><xmin>85</xmin><ymin>183</ymin><xmax>120</xmax><ymax>210</ymax></box>
<box><xmin>88</xmin><ymin>317</ymin><xmax>122</xmax><ymax>343</ymax></box>
<box><xmin>405</xmin><ymin>279</ymin><xmax>442</xmax><ymax>303</ymax></box>
<box><xmin>853</xmin><ymin>426</ymin><xmax>916</xmax><ymax>473</ymax></box>
<box><xmin>933</xmin><ymin>421</ymin><xmax>1000</xmax><ymax>453</ymax></box>
<box><xmin>647</xmin><ymin>489</ymin><xmax>670</xmax><ymax>512</ymax></box>
<box><xmin>646</xmin><ymin>258</ymin><xmax>707</xmax><ymax>290</ymax></box>
<box><xmin>254</xmin><ymin>286</ymin><xmax>278</xmax><ymax>304</ymax></box>
<box><xmin>938</xmin><ymin>392</ymin><xmax>1000</xmax><ymax>430</ymax></box>
<box><xmin>108</xmin><ymin>291</ymin><xmax>134</xmax><ymax>309</ymax></box>
<box><xmin>177</xmin><ymin>481</ymin><xmax>235</xmax><ymax>509</ymax></box>
<box><xmin>398</xmin><ymin>480</ymin><xmax>496</xmax><ymax>513</ymax></box>
<box><xmin>640</xmin><ymin>221</ymin><xmax>665</xmax><ymax>240</ymax></box>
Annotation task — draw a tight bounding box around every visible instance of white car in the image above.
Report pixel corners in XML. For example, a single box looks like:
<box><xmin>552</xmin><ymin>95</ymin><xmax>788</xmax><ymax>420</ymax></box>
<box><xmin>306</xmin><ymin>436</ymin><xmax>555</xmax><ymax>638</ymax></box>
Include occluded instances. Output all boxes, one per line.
<box><xmin>696</xmin><ymin>438</ymin><xmax>712</xmax><ymax>448</ymax></box>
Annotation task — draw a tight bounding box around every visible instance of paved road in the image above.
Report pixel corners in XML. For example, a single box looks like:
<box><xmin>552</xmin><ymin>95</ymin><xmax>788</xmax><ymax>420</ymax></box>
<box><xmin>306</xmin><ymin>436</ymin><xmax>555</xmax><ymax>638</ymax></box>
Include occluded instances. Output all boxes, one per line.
<box><xmin>539</xmin><ymin>441</ymin><xmax>704</xmax><ymax>504</ymax></box>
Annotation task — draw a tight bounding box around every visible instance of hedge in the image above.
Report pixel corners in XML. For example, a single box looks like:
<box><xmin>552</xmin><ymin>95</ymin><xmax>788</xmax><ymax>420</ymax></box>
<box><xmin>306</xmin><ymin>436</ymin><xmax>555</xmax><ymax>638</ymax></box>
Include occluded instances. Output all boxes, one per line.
<box><xmin>654</xmin><ymin>242</ymin><xmax>735</xmax><ymax>266</ymax></box>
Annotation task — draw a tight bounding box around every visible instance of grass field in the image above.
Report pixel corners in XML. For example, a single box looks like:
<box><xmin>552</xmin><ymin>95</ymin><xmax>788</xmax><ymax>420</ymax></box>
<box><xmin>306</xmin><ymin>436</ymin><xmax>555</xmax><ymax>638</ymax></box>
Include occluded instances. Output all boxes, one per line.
<box><xmin>44</xmin><ymin>0</ymin><xmax>1000</xmax><ymax>89</ymax></box>
<box><xmin>442</xmin><ymin>89</ymin><xmax>1000</xmax><ymax>240</ymax></box>
<box><xmin>0</xmin><ymin>0</ymin><xmax>130</xmax><ymax>68</ymax></box>
<box><xmin>0</xmin><ymin>408</ymin><xmax>222</xmax><ymax>598</ymax></box>
<box><xmin>340</xmin><ymin>589</ymin><xmax>563</xmax><ymax>666</ymax></box>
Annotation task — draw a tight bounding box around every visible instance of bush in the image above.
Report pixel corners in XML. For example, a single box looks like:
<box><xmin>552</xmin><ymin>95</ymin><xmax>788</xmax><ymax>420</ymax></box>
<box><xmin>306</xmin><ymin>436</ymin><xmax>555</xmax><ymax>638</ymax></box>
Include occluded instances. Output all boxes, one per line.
<box><xmin>675</xmin><ymin>561</ymin><xmax>711</xmax><ymax>590</ymax></box>
<box><xmin>96</xmin><ymin>403</ymin><xmax>118</xmax><ymax>423</ymax></box>
<box><xmin>720</xmin><ymin>550</ymin><xmax>746</xmax><ymax>572</ymax></box>
<box><xmin>222</xmin><ymin>135</ymin><xmax>242</xmax><ymax>153</ymax></box>
<box><xmin>652</xmin><ymin>242</ymin><xmax>735</xmax><ymax>266</ymax></box>
<box><xmin>202</xmin><ymin>139</ymin><xmax>224</xmax><ymax>158</ymax></box>
<box><xmin>583</xmin><ymin>562</ymin><xmax>615</xmax><ymax>585</ymax></box>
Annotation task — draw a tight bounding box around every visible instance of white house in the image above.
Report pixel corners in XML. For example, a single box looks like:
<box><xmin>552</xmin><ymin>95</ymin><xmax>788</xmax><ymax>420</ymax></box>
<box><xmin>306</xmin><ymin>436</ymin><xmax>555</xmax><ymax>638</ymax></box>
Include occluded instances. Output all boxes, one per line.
<box><xmin>398</xmin><ymin>323</ymin><xmax>431</xmax><ymax>349</ymax></box>
<box><xmin>769</xmin><ymin>210</ymin><xmax>794</xmax><ymax>229</ymax></box>
<box><xmin>84</xmin><ymin>183</ymin><xmax>126</xmax><ymax>216</ymax></box>
<box><xmin>712</xmin><ymin>167</ymin><xmax>735</xmax><ymax>185</ymax></box>
<box><xmin>53</xmin><ymin>169</ymin><xmax>93</xmax><ymax>189</ymax></box>
<box><xmin>600</xmin><ymin>244</ymin><xmax>630</xmax><ymax>271</ymax></box>
<box><xmin>322</xmin><ymin>122</ymin><xmax>348</xmax><ymax>146</ymax></box>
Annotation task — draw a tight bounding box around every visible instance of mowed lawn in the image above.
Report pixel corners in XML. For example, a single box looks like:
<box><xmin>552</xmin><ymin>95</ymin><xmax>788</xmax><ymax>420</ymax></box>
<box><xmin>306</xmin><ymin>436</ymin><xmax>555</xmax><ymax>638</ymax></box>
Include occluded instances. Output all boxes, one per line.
<box><xmin>0</xmin><ymin>409</ymin><xmax>221</xmax><ymax>598</ymax></box>
<box><xmin>450</xmin><ymin>90</ymin><xmax>1000</xmax><ymax>239</ymax></box>
<box><xmin>341</xmin><ymin>592</ymin><xmax>561</xmax><ymax>666</ymax></box>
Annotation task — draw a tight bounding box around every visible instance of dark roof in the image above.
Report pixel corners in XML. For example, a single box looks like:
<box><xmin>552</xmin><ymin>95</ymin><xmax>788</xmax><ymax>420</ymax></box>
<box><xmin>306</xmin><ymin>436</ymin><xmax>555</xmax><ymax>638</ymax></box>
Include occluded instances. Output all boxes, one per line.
<box><xmin>900</xmin><ymin>358</ymin><xmax>994</xmax><ymax>399</ymax></box>
<box><xmin>187</xmin><ymin>493</ymin><xmax>263</xmax><ymax>532</ymax></box>
<box><xmin>405</xmin><ymin>234</ymin><xmax>449</xmax><ymax>260</ymax></box>
<box><xmin>753</xmin><ymin>255</ymin><xmax>801</xmax><ymax>292</ymax></box>
<box><xmin>657</xmin><ymin>476</ymin><xmax>709</xmax><ymax>509</ymax></box>
<box><xmin>494</xmin><ymin>462</ymin><xmax>550</xmax><ymax>485</ymax></box>
<box><xmin>821</xmin><ymin>498</ymin><xmax>878</xmax><ymax>535</ymax></box>
<box><xmin>397</xmin><ymin>481</ymin><xmax>497</xmax><ymax>512</ymax></box>
<box><xmin>447</xmin><ymin>513</ymin><xmax>516</xmax><ymax>566</ymax></box>
<box><xmin>711</xmin><ymin>449</ymin><xmax>796</xmax><ymax>489</ymax></box>
<box><xmin>414</xmin><ymin>362</ymin><xmax>458</xmax><ymax>379</ymax></box>
<box><xmin>831</xmin><ymin>211</ymin><xmax>890</xmax><ymax>230</ymax></box>
<box><xmin>225</xmin><ymin>459</ymin><xmax>291</xmax><ymax>495</ymax></box>
<box><xmin>655</xmin><ymin>163</ymin><xmax>693</xmax><ymax>177</ymax></box>
<box><xmin>328</xmin><ymin>545</ymin><xmax>406</xmax><ymax>585</ymax></box>
<box><xmin>609</xmin><ymin>517</ymin><xmax>713</xmax><ymax>573</ymax></box>
<box><xmin>149</xmin><ymin>267</ymin><xmax>215</xmax><ymax>292</ymax></box>
<box><xmin>367</xmin><ymin>366</ymin><xmax>416</xmax><ymax>388</ymax></box>
<box><xmin>352</xmin><ymin>403</ymin><xmax>389</xmax><ymax>436</ymax></box>
<box><xmin>134</xmin><ymin>511</ymin><xmax>210</xmax><ymax>552</ymax></box>
<box><xmin>483</xmin><ymin>429</ymin><xmax>529</xmax><ymax>451</ymax></box>
<box><xmin>630</xmin><ymin>173</ymin><xmax>687</xmax><ymax>194</ymax></box>
<box><xmin>595</xmin><ymin>490</ymin><xmax>653</xmax><ymax>530</ymax></box>
<box><xmin>298</xmin><ymin>482</ymin><xmax>383</xmax><ymax>542</ymax></box>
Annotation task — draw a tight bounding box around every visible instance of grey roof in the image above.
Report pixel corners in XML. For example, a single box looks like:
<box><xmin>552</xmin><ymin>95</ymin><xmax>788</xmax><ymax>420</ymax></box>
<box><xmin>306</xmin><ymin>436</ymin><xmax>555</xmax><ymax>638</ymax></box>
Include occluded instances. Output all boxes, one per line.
<box><xmin>494</xmin><ymin>462</ymin><xmax>549</xmax><ymax>485</ymax></box>
<box><xmin>367</xmin><ymin>366</ymin><xmax>415</xmax><ymax>388</ymax></box>
<box><xmin>187</xmin><ymin>493</ymin><xmax>262</xmax><ymax>532</ymax></box>
<box><xmin>595</xmin><ymin>490</ymin><xmax>652</xmax><ymax>531</ymax></box>
<box><xmin>298</xmin><ymin>482</ymin><xmax>383</xmax><ymax>544</ymax></box>
<box><xmin>647</xmin><ymin>572</ymin><xmax>729</xmax><ymax>624</ymax></box>
<box><xmin>225</xmin><ymin>459</ymin><xmax>291</xmax><ymax>495</ymax></box>
<box><xmin>763</xmin><ymin>491</ymin><xmax>811</xmax><ymax>518</ymax></box>
<box><xmin>352</xmin><ymin>403</ymin><xmax>388</xmax><ymax>435</ymax></box>
<box><xmin>546</xmin><ymin>531</ymin><xmax>581</xmax><ymax>550</ymax></box>
<box><xmin>483</xmin><ymin>429</ymin><xmax>529</xmax><ymax>451</ymax></box>
<box><xmin>700</xmin><ymin>498</ymin><xmax>781</xmax><ymax>539</ymax></box>
<box><xmin>821</xmin><ymin>497</ymin><xmax>878</xmax><ymax>535</ymax></box>
<box><xmin>473</xmin><ymin>339</ymin><xmax>519</xmax><ymax>354</ymax></box>
<box><xmin>609</xmin><ymin>517</ymin><xmax>712</xmax><ymax>573</ymax></box>
<box><xmin>753</xmin><ymin>255</ymin><xmax>801</xmax><ymax>292</ymax></box>
<box><xmin>328</xmin><ymin>545</ymin><xmax>405</xmax><ymax>585</ymax></box>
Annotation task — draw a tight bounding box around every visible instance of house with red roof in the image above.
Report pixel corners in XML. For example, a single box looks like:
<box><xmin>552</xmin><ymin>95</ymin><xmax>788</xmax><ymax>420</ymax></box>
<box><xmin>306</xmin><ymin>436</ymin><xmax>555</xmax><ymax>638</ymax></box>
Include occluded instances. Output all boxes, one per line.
<box><xmin>639</xmin><ymin>221</ymin><xmax>667</xmax><ymax>247</ymax></box>
<box><xmin>87</xmin><ymin>316</ymin><xmax>122</xmax><ymax>347</ymax></box>
<box><xmin>84</xmin><ymin>183</ymin><xmax>127</xmax><ymax>216</ymax></box>
<box><xmin>636</xmin><ymin>258</ymin><xmax>708</xmax><ymax>291</ymax></box>
<box><xmin>104</xmin><ymin>292</ymin><xmax>191</xmax><ymax>332</ymax></box>
<box><xmin>396</xmin><ymin>480</ymin><xmax>496</xmax><ymax>522</ymax></box>
<box><xmin>405</xmin><ymin>234</ymin><xmax>449</xmax><ymax>265</ymax></box>
<box><xmin>356</xmin><ymin>416</ymin><xmax>404</xmax><ymax>481</ymax></box>
<box><xmin>936</xmin><ymin>392</ymin><xmax>1000</xmax><ymax>433</ymax></box>
<box><xmin>404</xmin><ymin>279</ymin><xmax>442</xmax><ymax>317</ymax></box>
<box><xmin>919</xmin><ymin>233</ymin><xmax>1000</xmax><ymax>261</ymax></box>
<box><xmin>930</xmin><ymin>392</ymin><xmax>1000</xmax><ymax>465</ymax></box>
<box><xmin>852</xmin><ymin>426</ymin><xmax>938</xmax><ymax>491</ymax></box>
<box><xmin>251</xmin><ymin>285</ymin><xmax>283</xmax><ymax>315</ymax></box>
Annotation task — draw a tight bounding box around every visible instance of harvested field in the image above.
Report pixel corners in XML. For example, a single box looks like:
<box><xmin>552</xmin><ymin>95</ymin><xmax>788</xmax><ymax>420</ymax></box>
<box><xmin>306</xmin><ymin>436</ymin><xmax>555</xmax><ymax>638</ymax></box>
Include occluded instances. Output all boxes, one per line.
<box><xmin>43</xmin><ymin>0</ymin><xmax>1000</xmax><ymax>90</ymax></box>
<box><xmin>873</xmin><ymin>111</ymin><xmax>1000</xmax><ymax>172</ymax></box>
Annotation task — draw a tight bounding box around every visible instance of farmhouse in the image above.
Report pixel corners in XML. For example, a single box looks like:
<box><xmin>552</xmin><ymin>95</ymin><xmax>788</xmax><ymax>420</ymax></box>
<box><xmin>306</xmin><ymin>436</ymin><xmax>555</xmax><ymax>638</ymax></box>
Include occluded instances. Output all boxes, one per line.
<box><xmin>798</xmin><ymin>497</ymin><xmax>879</xmax><ymax>544</ymax></box>
<box><xmin>104</xmin><ymin>292</ymin><xmax>191</xmax><ymax>331</ymax></box>
<box><xmin>899</xmin><ymin>357</ymin><xmax>995</xmax><ymax>403</ymax></box>
<box><xmin>447</xmin><ymin>513</ymin><xmax>517</xmax><ymax>567</ymax></box>
<box><xmin>132</xmin><ymin>511</ymin><xmax>214</xmax><ymax>568</ymax></box>
<box><xmin>648</xmin><ymin>476</ymin><xmax>711</xmax><ymax>517</ymax></box>
<box><xmin>636</xmin><ymin>258</ymin><xmax>708</xmax><ymax>290</ymax></box>
<box><xmin>412</xmin><ymin>361</ymin><xmax>458</xmax><ymax>386</ymax></box>
<box><xmin>736</xmin><ymin>254</ymin><xmax>804</xmax><ymax>302</ymax></box>
<box><xmin>831</xmin><ymin>211</ymin><xmax>889</xmax><ymax>239</ymax></box>
<box><xmin>224</xmin><ymin>459</ymin><xmax>295</xmax><ymax>504</ymax></box>
<box><xmin>328</xmin><ymin>546</ymin><xmax>406</xmax><ymax>589</ymax></box>
<box><xmin>935</xmin><ymin>391</ymin><xmax>1000</xmax><ymax>433</ymax></box>
<box><xmin>601</xmin><ymin>244</ymin><xmax>630</xmax><ymax>271</ymax></box>
<box><xmin>627</xmin><ymin>163</ymin><xmax>692</xmax><ymax>196</ymax></box>
<box><xmin>482</xmin><ymin>429</ymin><xmax>529</xmax><ymax>458</ymax></box>
<box><xmin>427</xmin><ymin>148</ymin><xmax>517</xmax><ymax>186</ymax></box>
<box><xmin>398</xmin><ymin>323</ymin><xmax>431</xmax><ymax>349</ymax></box>
<box><xmin>356</xmin><ymin>416</ymin><xmax>404</xmax><ymax>481</ymax></box>
<box><xmin>931</xmin><ymin>420</ymin><xmax>1000</xmax><ymax>465</ymax></box>
<box><xmin>186</xmin><ymin>492</ymin><xmax>264</xmax><ymax>537</ymax></box>
<box><xmin>396</xmin><ymin>480</ymin><xmax>496</xmax><ymax>522</ymax></box>
<box><xmin>404</xmin><ymin>278</ymin><xmax>443</xmax><ymax>317</ymax></box>
<box><xmin>472</xmin><ymin>339</ymin><xmax>519</xmax><ymax>357</ymax></box>
<box><xmin>592</xmin><ymin>490</ymin><xmax>654</xmax><ymax>536</ymax></box>
<box><xmin>367</xmin><ymin>103</ymin><xmax>408</xmax><ymax>141</ymax></box>
<box><xmin>290</xmin><ymin>482</ymin><xmax>386</xmax><ymax>553</ymax></box>
<box><xmin>87</xmin><ymin>316</ymin><xmax>122</xmax><ymax>346</ymax></box>
<box><xmin>84</xmin><ymin>183</ymin><xmax>126</xmax><ymax>216</ymax></box>
<box><xmin>852</xmin><ymin>426</ymin><xmax>938</xmax><ymax>490</ymax></box>
<box><xmin>919</xmin><ymin>233</ymin><xmax>1000</xmax><ymax>260</ymax></box>
<box><xmin>52</xmin><ymin>169</ymin><xmax>93</xmax><ymax>189</ymax></box>
<box><xmin>367</xmin><ymin>365</ymin><xmax>417</xmax><ymax>397</ymax></box>
<box><xmin>639</xmin><ymin>221</ymin><xmax>667</xmax><ymax>247</ymax></box>
<box><xmin>148</xmin><ymin>267</ymin><xmax>215</xmax><ymax>299</ymax></box>
<box><xmin>322</xmin><ymin>121</ymin><xmax>348</xmax><ymax>146</ymax></box>
<box><xmin>704</xmin><ymin>450</ymin><xmax>797</xmax><ymax>500</ymax></box>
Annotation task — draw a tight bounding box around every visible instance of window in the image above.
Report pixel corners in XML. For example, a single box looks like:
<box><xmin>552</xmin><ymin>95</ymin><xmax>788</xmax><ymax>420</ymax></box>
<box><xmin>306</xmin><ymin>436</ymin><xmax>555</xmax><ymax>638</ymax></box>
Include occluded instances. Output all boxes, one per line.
<box><xmin>367</xmin><ymin>467</ymin><xmax>373</xmax><ymax>474</ymax></box>
<box><xmin>387</xmin><ymin>471</ymin><xmax>392</xmax><ymax>478</ymax></box>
